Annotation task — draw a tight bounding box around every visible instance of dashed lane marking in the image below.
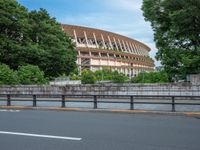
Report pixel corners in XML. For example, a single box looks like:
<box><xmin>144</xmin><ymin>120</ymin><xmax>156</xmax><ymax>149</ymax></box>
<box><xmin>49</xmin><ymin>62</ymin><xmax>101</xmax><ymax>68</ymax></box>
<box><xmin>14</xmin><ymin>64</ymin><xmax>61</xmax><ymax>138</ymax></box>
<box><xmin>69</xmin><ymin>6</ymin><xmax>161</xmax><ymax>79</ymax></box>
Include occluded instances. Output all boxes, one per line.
<box><xmin>0</xmin><ymin>131</ymin><xmax>82</xmax><ymax>141</ymax></box>
<box><xmin>0</xmin><ymin>109</ymin><xmax>20</xmax><ymax>112</ymax></box>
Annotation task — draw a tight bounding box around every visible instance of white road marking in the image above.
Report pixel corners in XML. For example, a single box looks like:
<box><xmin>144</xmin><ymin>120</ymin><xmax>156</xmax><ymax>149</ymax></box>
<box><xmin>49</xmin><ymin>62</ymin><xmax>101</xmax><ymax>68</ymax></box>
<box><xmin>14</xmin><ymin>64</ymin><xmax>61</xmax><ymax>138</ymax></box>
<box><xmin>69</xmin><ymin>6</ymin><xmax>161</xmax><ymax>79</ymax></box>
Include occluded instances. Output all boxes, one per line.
<box><xmin>0</xmin><ymin>109</ymin><xmax>20</xmax><ymax>112</ymax></box>
<box><xmin>0</xmin><ymin>131</ymin><xmax>82</xmax><ymax>141</ymax></box>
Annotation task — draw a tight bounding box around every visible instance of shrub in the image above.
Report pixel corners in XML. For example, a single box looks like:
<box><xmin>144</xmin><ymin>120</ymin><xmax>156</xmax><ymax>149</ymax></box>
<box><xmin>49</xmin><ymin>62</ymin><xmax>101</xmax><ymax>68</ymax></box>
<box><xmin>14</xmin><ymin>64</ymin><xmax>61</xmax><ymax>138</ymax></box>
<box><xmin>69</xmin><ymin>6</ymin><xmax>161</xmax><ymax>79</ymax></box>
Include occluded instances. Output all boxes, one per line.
<box><xmin>112</xmin><ymin>71</ymin><xmax>127</xmax><ymax>83</ymax></box>
<box><xmin>81</xmin><ymin>70</ymin><xmax>96</xmax><ymax>84</ymax></box>
<box><xmin>17</xmin><ymin>65</ymin><xmax>46</xmax><ymax>84</ymax></box>
<box><xmin>131</xmin><ymin>71</ymin><xmax>169</xmax><ymax>83</ymax></box>
<box><xmin>0</xmin><ymin>64</ymin><xmax>19</xmax><ymax>85</ymax></box>
<box><xmin>69</xmin><ymin>74</ymin><xmax>81</xmax><ymax>80</ymax></box>
<box><xmin>95</xmin><ymin>68</ymin><xmax>113</xmax><ymax>81</ymax></box>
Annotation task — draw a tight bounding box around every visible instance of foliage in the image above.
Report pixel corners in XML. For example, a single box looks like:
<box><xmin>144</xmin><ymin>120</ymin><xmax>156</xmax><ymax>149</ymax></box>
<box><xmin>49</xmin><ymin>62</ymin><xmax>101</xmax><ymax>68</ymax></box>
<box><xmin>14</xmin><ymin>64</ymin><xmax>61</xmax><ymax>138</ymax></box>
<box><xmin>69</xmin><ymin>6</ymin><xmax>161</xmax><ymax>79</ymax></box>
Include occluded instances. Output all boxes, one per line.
<box><xmin>94</xmin><ymin>68</ymin><xmax>113</xmax><ymax>81</ymax></box>
<box><xmin>17</xmin><ymin>65</ymin><xmax>46</xmax><ymax>84</ymax></box>
<box><xmin>71</xmin><ymin>68</ymin><xmax>128</xmax><ymax>83</ymax></box>
<box><xmin>0</xmin><ymin>0</ymin><xmax>77</xmax><ymax>78</ymax></box>
<box><xmin>69</xmin><ymin>67</ymin><xmax>81</xmax><ymax>80</ymax></box>
<box><xmin>94</xmin><ymin>68</ymin><xmax>128</xmax><ymax>83</ymax></box>
<box><xmin>28</xmin><ymin>9</ymin><xmax>77</xmax><ymax>77</ymax></box>
<box><xmin>131</xmin><ymin>71</ymin><xmax>169</xmax><ymax>83</ymax></box>
<box><xmin>112</xmin><ymin>71</ymin><xmax>128</xmax><ymax>83</ymax></box>
<box><xmin>0</xmin><ymin>64</ymin><xmax>19</xmax><ymax>85</ymax></box>
<box><xmin>69</xmin><ymin>74</ymin><xmax>81</xmax><ymax>80</ymax></box>
<box><xmin>142</xmin><ymin>0</ymin><xmax>200</xmax><ymax>81</ymax></box>
<box><xmin>81</xmin><ymin>70</ymin><xmax>96</xmax><ymax>84</ymax></box>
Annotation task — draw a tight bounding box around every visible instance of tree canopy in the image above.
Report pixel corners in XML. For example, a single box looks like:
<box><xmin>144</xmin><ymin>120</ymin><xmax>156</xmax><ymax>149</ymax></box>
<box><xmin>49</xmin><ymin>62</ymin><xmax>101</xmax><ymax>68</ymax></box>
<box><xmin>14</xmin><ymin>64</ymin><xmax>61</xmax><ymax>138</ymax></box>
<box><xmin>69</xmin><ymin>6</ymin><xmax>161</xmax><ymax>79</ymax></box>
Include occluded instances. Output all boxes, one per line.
<box><xmin>76</xmin><ymin>68</ymin><xmax>129</xmax><ymax>84</ymax></box>
<box><xmin>142</xmin><ymin>0</ymin><xmax>200</xmax><ymax>81</ymax></box>
<box><xmin>17</xmin><ymin>65</ymin><xmax>46</xmax><ymax>84</ymax></box>
<box><xmin>0</xmin><ymin>64</ymin><xmax>19</xmax><ymax>85</ymax></box>
<box><xmin>0</xmin><ymin>63</ymin><xmax>46</xmax><ymax>85</ymax></box>
<box><xmin>0</xmin><ymin>0</ymin><xmax>77</xmax><ymax>78</ymax></box>
<box><xmin>81</xmin><ymin>70</ymin><xmax>96</xmax><ymax>84</ymax></box>
<box><xmin>131</xmin><ymin>71</ymin><xmax>169</xmax><ymax>83</ymax></box>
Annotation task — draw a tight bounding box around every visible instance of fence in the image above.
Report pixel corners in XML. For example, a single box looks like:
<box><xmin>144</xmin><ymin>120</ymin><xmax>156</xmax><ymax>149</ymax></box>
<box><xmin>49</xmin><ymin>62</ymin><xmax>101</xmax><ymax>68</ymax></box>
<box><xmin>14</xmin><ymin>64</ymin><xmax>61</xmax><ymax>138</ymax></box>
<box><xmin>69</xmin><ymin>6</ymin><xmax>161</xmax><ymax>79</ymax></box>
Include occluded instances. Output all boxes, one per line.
<box><xmin>1</xmin><ymin>94</ymin><xmax>200</xmax><ymax>112</ymax></box>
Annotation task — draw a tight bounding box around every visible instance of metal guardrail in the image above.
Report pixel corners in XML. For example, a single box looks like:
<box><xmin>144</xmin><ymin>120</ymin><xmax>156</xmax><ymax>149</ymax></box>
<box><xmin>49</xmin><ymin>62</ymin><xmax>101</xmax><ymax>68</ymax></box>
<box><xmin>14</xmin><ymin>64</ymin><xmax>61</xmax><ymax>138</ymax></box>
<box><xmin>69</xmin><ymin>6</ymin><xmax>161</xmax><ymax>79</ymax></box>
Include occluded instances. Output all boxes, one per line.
<box><xmin>0</xmin><ymin>94</ymin><xmax>200</xmax><ymax>112</ymax></box>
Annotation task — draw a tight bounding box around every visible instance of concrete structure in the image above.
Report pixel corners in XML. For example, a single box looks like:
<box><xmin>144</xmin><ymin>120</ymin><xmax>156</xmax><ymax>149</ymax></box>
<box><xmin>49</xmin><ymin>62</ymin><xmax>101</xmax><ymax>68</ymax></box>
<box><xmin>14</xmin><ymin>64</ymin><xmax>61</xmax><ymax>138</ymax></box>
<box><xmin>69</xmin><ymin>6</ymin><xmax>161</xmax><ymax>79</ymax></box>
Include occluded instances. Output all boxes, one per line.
<box><xmin>187</xmin><ymin>74</ymin><xmax>200</xmax><ymax>85</ymax></box>
<box><xmin>49</xmin><ymin>77</ymin><xmax>81</xmax><ymax>86</ymax></box>
<box><xmin>0</xmin><ymin>84</ymin><xmax>199</xmax><ymax>96</ymax></box>
<box><xmin>62</xmin><ymin>24</ymin><xmax>155</xmax><ymax>77</ymax></box>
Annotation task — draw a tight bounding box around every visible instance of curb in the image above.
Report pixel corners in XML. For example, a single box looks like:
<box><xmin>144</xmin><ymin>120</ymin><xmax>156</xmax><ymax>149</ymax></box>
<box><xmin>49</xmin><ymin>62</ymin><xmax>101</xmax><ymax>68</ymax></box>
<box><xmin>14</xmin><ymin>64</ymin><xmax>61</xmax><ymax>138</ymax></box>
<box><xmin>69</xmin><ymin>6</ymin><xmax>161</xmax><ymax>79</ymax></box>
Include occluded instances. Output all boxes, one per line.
<box><xmin>0</xmin><ymin>106</ymin><xmax>200</xmax><ymax>117</ymax></box>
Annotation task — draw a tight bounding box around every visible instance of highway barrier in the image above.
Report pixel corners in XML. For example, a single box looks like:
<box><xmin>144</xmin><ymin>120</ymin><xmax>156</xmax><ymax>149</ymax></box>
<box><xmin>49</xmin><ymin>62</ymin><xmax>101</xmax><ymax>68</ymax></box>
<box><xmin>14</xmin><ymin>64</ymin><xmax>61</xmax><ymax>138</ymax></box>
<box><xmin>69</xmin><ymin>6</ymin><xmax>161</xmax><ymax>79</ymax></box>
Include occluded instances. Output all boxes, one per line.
<box><xmin>1</xmin><ymin>94</ymin><xmax>200</xmax><ymax>112</ymax></box>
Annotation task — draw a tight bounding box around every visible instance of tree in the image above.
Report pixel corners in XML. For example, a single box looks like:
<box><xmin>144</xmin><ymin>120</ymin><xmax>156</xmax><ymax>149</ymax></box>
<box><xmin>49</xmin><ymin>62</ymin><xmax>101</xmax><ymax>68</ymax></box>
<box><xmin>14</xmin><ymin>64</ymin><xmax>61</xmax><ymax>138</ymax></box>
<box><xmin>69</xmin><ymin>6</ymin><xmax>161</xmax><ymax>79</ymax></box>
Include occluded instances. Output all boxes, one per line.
<box><xmin>0</xmin><ymin>0</ymin><xmax>77</xmax><ymax>78</ymax></box>
<box><xmin>94</xmin><ymin>68</ymin><xmax>113</xmax><ymax>81</ymax></box>
<box><xmin>0</xmin><ymin>64</ymin><xmax>19</xmax><ymax>85</ymax></box>
<box><xmin>28</xmin><ymin>9</ymin><xmax>77</xmax><ymax>77</ymax></box>
<box><xmin>17</xmin><ymin>65</ymin><xmax>46</xmax><ymax>84</ymax></box>
<box><xmin>70</xmin><ymin>74</ymin><xmax>81</xmax><ymax>80</ymax></box>
<box><xmin>0</xmin><ymin>0</ymin><xmax>30</xmax><ymax>69</ymax></box>
<box><xmin>131</xmin><ymin>71</ymin><xmax>169</xmax><ymax>83</ymax></box>
<box><xmin>81</xmin><ymin>70</ymin><xmax>96</xmax><ymax>84</ymax></box>
<box><xmin>142</xmin><ymin>0</ymin><xmax>200</xmax><ymax>81</ymax></box>
<box><xmin>112</xmin><ymin>71</ymin><xmax>128</xmax><ymax>83</ymax></box>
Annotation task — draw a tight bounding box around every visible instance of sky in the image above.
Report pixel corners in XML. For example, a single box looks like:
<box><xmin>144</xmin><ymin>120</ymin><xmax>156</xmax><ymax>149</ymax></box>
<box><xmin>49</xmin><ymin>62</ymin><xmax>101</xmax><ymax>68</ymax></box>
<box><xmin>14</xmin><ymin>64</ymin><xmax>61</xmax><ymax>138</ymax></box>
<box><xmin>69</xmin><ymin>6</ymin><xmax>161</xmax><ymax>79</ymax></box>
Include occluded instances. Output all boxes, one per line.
<box><xmin>17</xmin><ymin>0</ymin><xmax>160</xmax><ymax>66</ymax></box>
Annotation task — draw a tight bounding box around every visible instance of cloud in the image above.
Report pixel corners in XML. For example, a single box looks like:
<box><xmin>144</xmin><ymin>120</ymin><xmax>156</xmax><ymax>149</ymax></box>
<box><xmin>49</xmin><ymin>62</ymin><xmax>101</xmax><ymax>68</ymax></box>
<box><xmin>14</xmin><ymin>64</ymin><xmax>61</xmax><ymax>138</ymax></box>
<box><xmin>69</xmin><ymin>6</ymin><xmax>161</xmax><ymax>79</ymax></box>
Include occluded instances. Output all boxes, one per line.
<box><xmin>17</xmin><ymin>0</ymin><xmax>160</xmax><ymax>66</ymax></box>
<box><xmin>58</xmin><ymin>0</ymin><xmax>159</xmax><ymax>66</ymax></box>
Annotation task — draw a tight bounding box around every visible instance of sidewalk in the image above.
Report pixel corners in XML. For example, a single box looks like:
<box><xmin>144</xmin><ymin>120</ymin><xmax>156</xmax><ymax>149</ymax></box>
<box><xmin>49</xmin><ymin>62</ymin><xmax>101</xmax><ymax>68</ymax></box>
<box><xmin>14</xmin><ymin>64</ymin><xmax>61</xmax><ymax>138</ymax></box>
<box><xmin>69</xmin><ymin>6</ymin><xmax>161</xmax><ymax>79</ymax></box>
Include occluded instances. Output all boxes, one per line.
<box><xmin>1</xmin><ymin>105</ymin><xmax>200</xmax><ymax>117</ymax></box>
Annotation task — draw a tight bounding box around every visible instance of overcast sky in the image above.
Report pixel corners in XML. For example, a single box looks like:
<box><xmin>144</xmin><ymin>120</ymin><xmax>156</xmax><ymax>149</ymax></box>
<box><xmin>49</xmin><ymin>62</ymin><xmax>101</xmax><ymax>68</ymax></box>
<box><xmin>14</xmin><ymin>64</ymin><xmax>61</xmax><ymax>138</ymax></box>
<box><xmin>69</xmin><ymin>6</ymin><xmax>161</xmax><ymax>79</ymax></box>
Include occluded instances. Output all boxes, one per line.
<box><xmin>17</xmin><ymin>0</ymin><xmax>160</xmax><ymax>66</ymax></box>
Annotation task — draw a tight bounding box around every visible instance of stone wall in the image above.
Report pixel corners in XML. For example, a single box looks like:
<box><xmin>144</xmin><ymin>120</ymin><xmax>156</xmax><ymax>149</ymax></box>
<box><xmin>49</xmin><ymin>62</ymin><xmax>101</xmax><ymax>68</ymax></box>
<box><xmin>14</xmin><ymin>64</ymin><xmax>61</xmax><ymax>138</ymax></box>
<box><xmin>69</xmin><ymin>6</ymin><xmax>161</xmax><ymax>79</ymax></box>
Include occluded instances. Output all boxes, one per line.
<box><xmin>0</xmin><ymin>83</ymin><xmax>200</xmax><ymax>96</ymax></box>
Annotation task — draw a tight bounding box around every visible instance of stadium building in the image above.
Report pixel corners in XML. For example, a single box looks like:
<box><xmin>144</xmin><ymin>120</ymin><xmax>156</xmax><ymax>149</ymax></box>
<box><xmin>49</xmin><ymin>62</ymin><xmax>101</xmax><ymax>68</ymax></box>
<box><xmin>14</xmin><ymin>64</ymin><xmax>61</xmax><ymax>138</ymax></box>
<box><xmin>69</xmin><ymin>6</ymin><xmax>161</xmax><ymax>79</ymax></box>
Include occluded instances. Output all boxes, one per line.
<box><xmin>62</xmin><ymin>24</ymin><xmax>155</xmax><ymax>77</ymax></box>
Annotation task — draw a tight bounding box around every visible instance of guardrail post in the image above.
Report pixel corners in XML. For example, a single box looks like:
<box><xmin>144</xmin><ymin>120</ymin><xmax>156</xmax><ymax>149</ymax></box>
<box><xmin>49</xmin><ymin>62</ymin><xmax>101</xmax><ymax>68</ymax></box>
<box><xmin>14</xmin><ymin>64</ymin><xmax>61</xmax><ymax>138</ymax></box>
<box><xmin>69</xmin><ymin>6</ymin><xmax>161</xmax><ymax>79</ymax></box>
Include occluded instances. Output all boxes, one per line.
<box><xmin>130</xmin><ymin>96</ymin><xmax>134</xmax><ymax>110</ymax></box>
<box><xmin>172</xmin><ymin>96</ymin><xmax>175</xmax><ymax>112</ymax></box>
<box><xmin>7</xmin><ymin>94</ymin><xmax>11</xmax><ymax>106</ymax></box>
<box><xmin>33</xmin><ymin>95</ymin><xmax>37</xmax><ymax>107</ymax></box>
<box><xmin>94</xmin><ymin>95</ymin><xmax>97</xmax><ymax>109</ymax></box>
<box><xmin>61</xmin><ymin>95</ymin><xmax>65</xmax><ymax>108</ymax></box>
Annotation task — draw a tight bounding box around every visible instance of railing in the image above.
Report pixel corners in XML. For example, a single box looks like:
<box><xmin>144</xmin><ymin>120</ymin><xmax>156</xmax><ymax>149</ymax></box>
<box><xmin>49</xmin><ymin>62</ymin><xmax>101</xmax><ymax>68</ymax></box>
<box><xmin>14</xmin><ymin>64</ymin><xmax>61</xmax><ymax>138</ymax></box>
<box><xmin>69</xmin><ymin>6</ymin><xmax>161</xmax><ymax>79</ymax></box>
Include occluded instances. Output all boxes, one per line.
<box><xmin>0</xmin><ymin>94</ymin><xmax>200</xmax><ymax>112</ymax></box>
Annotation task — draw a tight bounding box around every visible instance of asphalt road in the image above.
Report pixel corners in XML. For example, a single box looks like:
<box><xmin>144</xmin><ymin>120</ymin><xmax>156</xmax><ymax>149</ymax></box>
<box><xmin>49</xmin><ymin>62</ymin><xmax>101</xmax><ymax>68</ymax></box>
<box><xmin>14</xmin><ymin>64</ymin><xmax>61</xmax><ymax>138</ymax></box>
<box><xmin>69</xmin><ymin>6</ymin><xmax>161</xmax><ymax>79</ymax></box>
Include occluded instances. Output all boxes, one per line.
<box><xmin>0</xmin><ymin>110</ymin><xmax>200</xmax><ymax>150</ymax></box>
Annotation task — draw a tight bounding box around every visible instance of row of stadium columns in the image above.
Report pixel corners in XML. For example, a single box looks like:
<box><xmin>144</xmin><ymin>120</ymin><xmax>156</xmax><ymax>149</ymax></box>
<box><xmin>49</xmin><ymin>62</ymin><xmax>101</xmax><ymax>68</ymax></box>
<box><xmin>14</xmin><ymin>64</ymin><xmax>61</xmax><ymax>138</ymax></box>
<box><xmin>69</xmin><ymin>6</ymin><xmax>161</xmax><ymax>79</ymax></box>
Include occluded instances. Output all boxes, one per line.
<box><xmin>77</xmin><ymin>55</ymin><xmax>154</xmax><ymax>76</ymax></box>
<box><xmin>89</xmin><ymin>65</ymin><xmax>150</xmax><ymax>77</ymax></box>
<box><xmin>73</xmin><ymin>30</ymin><xmax>149</xmax><ymax>56</ymax></box>
<box><xmin>77</xmin><ymin>51</ymin><xmax>153</xmax><ymax>64</ymax></box>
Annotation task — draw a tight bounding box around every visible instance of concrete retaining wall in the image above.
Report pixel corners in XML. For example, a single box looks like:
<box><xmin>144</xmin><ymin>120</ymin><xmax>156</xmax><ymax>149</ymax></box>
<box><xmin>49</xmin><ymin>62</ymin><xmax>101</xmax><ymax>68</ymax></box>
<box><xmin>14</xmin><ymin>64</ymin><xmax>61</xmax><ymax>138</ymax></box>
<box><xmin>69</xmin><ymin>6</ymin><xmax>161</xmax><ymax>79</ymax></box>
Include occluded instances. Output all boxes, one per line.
<box><xmin>0</xmin><ymin>83</ymin><xmax>200</xmax><ymax>96</ymax></box>
<box><xmin>187</xmin><ymin>74</ymin><xmax>200</xmax><ymax>85</ymax></box>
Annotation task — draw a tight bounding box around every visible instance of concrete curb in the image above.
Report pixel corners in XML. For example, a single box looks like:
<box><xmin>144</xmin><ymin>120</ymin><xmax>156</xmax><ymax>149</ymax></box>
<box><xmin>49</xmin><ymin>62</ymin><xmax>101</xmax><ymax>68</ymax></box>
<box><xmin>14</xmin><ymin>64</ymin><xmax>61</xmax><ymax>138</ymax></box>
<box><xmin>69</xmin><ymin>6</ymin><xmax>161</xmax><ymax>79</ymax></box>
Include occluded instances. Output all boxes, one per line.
<box><xmin>0</xmin><ymin>106</ymin><xmax>200</xmax><ymax>117</ymax></box>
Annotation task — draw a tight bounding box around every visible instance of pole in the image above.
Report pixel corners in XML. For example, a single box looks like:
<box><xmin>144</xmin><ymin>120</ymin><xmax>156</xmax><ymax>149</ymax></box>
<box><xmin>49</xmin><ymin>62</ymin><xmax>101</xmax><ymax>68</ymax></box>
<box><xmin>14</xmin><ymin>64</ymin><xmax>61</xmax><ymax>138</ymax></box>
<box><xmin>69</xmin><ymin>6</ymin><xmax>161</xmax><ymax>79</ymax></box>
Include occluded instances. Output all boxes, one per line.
<box><xmin>130</xmin><ymin>96</ymin><xmax>134</xmax><ymax>110</ymax></box>
<box><xmin>61</xmin><ymin>95</ymin><xmax>65</xmax><ymax>108</ymax></box>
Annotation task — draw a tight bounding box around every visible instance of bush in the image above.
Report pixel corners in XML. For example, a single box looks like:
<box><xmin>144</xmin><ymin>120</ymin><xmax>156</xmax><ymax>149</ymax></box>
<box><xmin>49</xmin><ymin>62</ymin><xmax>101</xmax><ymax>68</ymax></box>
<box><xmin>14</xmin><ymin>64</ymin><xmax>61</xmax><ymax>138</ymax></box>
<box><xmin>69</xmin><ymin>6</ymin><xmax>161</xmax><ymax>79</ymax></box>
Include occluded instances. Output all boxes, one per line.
<box><xmin>0</xmin><ymin>64</ymin><xmax>19</xmax><ymax>85</ymax></box>
<box><xmin>69</xmin><ymin>73</ymin><xmax>81</xmax><ymax>80</ymax></box>
<box><xmin>81</xmin><ymin>70</ymin><xmax>96</xmax><ymax>84</ymax></box>
<box><xmin>112</xmin><ymin>71</ymin><xmax>127</xmax><ymax>83</ymax></box>
<box><xmin>131</xmin><ymin>71</ymin><xmax>169</xmax><ymax>83</ymax></box>
<box><xmin>94</xmin><ymin>68</ymin><xmax>113</xmax><ymax>81</ymax></box>
<box><xmin>17</xmin><ymin>65</ymin><xmax>46</xmax><ymax>84</ymax></box>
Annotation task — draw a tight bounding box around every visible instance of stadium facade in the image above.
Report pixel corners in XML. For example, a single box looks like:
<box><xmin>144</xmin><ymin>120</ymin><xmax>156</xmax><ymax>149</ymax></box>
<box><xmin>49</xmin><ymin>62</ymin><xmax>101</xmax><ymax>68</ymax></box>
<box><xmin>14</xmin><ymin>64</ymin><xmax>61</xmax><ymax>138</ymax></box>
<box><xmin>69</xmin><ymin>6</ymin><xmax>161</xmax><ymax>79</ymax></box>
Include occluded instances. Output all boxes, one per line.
<box><xmin>62</xmin><ymin>24</ymin><xmax>155</xmax><ymax>77</ymax></box>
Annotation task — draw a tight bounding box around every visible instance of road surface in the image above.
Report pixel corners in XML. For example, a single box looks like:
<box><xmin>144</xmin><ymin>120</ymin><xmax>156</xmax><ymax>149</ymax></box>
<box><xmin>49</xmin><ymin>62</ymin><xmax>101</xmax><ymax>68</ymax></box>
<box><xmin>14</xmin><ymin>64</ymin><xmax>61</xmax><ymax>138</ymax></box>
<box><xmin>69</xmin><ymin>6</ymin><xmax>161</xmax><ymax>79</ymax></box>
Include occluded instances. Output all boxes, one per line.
<box><xmin>0</xmin><ymin>109</ymin><xmax>200</xmax><ymax>150</ymax></box>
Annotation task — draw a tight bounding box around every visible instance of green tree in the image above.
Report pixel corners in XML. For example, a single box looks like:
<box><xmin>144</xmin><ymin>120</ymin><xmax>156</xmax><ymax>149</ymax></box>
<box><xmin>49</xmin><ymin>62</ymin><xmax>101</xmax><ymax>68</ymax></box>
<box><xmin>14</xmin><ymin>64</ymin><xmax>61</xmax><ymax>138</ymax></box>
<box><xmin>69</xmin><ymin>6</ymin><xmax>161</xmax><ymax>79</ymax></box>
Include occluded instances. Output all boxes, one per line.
<box><xmin>131</xmin><ymin>71</ymin><xmax>169</xmax><ymax>83</ymax></box>
<box><xmin>0</xmin><ymin>0</ymin><xmax>77</xmax><ymax>78</ymax></box>
<box><xmin>112</xmin><ymin>71</ymin><xmax>128</xmax><ymax>83</ymax></box>
<box><xmin>81</xmin><ymin>70</ymin><xmax>96</xmax><ymax>84</ymax></box>
<box><xmin>28</xmin><ymin>9</ymin><xmax>77</xmax><ymax>77</ymax></box>
<box><xmin>142</xmin><ymin>0</ymin><xmax>200</xmax><ymax>81</ymax></box>
<box><xmin>95</xmin><ymin>68</ymin><xmax>113</xmax><ymax>81</ymax></box>
<box><xmin>0</xmin><ymin>0</ymin><xmax>30</xmax><ymax>69</ymax></box>
<box><xmin>69</xmin><ymin>74</ymin><xmax>81</xmax><ymax>80</ymax></box>
<box><xmin>0</xmin><ymin>64</ymin><xmax>19</xmax><ymax>85</ymax></box>
<box><xmin>17</xmin><ymin>65</ymin><xmax>46</xmax><ymax>84</ymax></box>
